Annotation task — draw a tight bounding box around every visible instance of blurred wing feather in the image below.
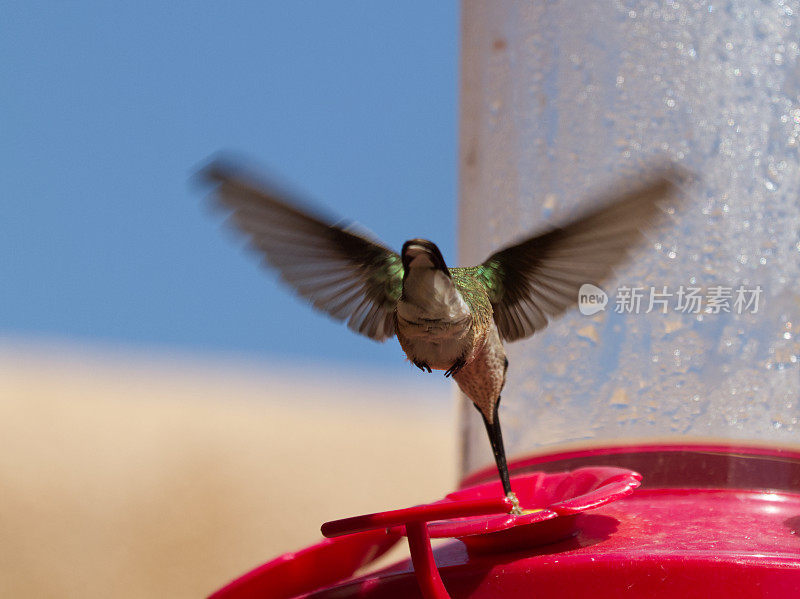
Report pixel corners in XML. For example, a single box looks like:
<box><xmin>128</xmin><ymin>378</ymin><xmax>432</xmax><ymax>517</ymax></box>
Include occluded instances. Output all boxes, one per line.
<box><xmin>204</xmin><ymin>163</ymin><xmax>403</xmax><ymax>341</ymax></box>
<box><xmin>482</xmin><ymin>168</ymin><xmax>687</xmax><ymax>342</ymax></box>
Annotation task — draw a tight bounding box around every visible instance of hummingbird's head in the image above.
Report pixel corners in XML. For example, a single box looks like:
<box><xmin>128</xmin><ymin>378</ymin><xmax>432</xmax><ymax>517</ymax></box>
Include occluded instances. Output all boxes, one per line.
<box><xmin>401</xmin><ymin>239</ymin><xmax>451</xmax><ymax>277</ymax></box>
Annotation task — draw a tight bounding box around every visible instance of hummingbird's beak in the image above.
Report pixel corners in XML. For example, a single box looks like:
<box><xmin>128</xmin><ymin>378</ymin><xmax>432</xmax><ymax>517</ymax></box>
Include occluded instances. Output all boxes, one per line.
<box><xmin>479</xmin><ymin>402</ymin><xmax>515</xmax><ymax>501</ymax></box>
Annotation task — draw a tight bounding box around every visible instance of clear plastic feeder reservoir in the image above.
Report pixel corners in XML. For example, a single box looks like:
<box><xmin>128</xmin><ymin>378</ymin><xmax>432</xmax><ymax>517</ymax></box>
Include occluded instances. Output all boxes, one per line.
<box><xmin>459</xmin><ymin>0</ymin><xmax>800</xmax><ymax>494</ymax></box>
<box><xmin>456</xmin><ymin>1</ymin><xmax>800</xmax><ymax>596</ymax></box>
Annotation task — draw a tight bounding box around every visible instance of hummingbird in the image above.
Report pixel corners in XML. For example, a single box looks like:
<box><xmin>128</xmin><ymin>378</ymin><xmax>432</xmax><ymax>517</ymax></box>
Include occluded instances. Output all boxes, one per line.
<box><xmin>203</xmin><ymin>161</ymin><xmax>684</xmax><ymax>506</ymax></box>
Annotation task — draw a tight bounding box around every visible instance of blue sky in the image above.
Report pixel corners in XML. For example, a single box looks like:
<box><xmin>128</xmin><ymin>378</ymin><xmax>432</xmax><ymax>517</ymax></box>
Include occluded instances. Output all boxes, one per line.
<box><xmin>1</xmin><ymin>2</ymin><xmax>459</xmax><ymax>374</ymax></box>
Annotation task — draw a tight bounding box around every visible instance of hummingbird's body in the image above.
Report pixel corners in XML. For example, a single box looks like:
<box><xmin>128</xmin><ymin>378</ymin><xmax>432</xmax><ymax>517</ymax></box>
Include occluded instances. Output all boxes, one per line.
<box><xmin>396</xmin><ymin>265</ymin><xmax>487</xmax><ymax>368</ymax></box>
<box><xmin>396</xmin><ymin>263</ymin><xmax>503</xmax><ymax>410</ymax></box>
<box><xmin>204</xmin><ymin>161</ymin><xmax>684</xmax><ymax>503</ymax></box>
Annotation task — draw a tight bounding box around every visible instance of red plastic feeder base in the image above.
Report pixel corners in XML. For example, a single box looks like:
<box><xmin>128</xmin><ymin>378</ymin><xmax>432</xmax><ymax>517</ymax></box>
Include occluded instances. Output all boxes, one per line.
<box><xmin>210</xmin><ymin>444</ymin><xmax>800</xmax><ymax>599</ymax></box>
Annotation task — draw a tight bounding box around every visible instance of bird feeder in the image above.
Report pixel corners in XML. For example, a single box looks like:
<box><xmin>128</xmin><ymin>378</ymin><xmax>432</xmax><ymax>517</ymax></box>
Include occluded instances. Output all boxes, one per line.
<box><xmin>210</xmin><ymin>1</ymin><xmax>800</xmax><ymax>597</ymax></box>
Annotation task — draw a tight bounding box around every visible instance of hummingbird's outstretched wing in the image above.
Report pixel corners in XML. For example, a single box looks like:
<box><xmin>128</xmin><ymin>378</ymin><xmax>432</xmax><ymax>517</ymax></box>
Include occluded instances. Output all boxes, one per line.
<box><xmin>480</xmin><ymin>168</ymin><xmax>686</xmax><ymax>342</ymax></box>
<box><xmin>203</xmin><ymin>163</ymin><xmax>403</xmax><ymax>342</ymax></box>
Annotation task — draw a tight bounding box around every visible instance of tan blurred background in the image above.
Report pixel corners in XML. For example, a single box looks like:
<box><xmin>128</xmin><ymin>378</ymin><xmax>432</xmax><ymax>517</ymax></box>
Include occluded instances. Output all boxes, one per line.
<box><xmin>0</xmin><ymin>338</ymin><xmax>457</xmax><ymax>598</ymax></box>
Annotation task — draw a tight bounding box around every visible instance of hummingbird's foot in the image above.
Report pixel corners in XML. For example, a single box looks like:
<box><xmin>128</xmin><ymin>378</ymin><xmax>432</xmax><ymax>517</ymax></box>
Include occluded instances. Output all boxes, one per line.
<box><xmin>507</xmin><ymin>491</ymin><xmax>523</xmax><ymax>516</ymax></box>
<box><xmin>444</xmin><ymin>357</ymin><xmax>466</xmax><ymax>378</ymax></box>
<box><xmin>413</xmin><ymin>360</ymin><xmax>432</xmax><ymax>373</ymax></box>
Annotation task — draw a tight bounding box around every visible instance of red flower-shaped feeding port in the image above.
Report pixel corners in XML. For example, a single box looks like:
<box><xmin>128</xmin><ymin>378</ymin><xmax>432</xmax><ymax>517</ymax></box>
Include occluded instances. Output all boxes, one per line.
<box><xmin>209</xmin><ymin>467</ymin><xmax>641</xmax><ymax>599</ymax></box>
<box><xmin>428</xmin><ymin>466</ymin><xmax>643</xmax><ymax>552</ymax></box>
